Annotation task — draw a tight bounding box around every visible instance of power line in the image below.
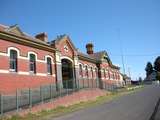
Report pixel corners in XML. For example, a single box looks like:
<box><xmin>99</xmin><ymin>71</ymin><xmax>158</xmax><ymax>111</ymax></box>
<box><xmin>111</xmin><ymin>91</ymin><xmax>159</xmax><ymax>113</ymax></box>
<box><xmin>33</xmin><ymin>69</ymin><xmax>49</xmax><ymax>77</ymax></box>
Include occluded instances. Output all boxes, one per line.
<box><xmin>109</xmin><ymin>53</ymin><xmax>160</xmax><ymax>57</ymax></box>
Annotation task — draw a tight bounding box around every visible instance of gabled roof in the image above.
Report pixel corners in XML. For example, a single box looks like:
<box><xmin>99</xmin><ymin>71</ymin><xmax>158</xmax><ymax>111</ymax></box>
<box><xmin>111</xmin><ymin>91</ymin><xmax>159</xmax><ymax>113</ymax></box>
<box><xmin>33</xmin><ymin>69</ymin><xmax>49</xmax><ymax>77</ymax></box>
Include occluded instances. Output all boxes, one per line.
<box><xmin>0</xmin><ymin>24</ymin><xmax>51</xmax><ymax>46</ymax></box>
<box><xmin>51</xmin><ymin>34</ymin><xmax>77</xmax><ymax>51</ymax></box>
<box><xmin>0</xmin><ymin>24</ymin><xmax>57</xmax><ymax>52</ymax></box>
<box><xmin>77</xmin><ymin>51</ymin><xmax>97</xmax><ymax>63</ymax></box>
<box><xmin>90</xmin><ymin>51</ymin><xmax>107</xmax><ymax>60</ymax></box>
<box><xmin>78</xmin><ymin>50</ymin><xmax>120</xmax><ymax>69</ymax></box>
<box><xmin>5</xmin><ymin>24</ymin><xmax>25</xmax><ymax>36</ymax></box>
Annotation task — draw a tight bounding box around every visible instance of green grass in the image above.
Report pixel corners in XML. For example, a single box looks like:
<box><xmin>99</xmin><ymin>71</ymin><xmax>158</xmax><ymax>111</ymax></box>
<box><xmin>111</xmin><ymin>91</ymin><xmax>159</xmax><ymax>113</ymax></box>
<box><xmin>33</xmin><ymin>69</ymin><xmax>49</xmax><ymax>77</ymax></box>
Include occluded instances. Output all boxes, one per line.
<box><xmin>0</xmin><ymin>85</ymin><xmax>144</xmax><ymax>120</ymax></box>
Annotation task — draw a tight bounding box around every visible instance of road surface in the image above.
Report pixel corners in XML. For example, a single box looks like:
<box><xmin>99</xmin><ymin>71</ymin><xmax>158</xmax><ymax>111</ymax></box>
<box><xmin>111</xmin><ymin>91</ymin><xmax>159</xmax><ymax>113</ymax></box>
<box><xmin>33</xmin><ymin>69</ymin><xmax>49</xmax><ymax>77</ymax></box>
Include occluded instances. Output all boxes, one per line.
<box><xmin>52</xmin><ymin>85</ymin><xmax>160</xmax><ymax>120</ymax></box>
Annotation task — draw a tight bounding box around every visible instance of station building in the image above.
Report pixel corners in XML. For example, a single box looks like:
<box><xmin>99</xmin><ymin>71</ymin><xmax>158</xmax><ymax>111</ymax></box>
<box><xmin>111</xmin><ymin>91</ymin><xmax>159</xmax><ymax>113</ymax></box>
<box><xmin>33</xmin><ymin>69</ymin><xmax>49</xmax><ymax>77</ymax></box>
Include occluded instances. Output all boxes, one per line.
<box><xmin>0</xmin><ymin>24</ymin><xmax>123</xmax><ymax>93</ymax></box>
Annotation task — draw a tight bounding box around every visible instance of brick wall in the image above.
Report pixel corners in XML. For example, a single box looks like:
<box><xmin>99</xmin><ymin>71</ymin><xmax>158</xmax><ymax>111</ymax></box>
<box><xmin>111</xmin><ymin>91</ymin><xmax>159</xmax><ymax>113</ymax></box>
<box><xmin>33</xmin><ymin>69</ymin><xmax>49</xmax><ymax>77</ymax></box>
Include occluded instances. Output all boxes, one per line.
<box><xmin>0</xmin><ymin>39</ymin><xmax>56</xmax><ymax>93</ymax></box>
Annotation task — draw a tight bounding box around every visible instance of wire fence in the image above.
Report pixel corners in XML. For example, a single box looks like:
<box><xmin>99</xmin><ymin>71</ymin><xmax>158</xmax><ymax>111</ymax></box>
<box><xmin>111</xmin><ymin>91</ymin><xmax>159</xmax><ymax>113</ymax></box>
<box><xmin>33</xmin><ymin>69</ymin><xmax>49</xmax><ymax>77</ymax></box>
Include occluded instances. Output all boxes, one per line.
<box><xmin>0</xmin><ymin>78</ymin><xmax>119</xmax><ymax>115</ymax></box>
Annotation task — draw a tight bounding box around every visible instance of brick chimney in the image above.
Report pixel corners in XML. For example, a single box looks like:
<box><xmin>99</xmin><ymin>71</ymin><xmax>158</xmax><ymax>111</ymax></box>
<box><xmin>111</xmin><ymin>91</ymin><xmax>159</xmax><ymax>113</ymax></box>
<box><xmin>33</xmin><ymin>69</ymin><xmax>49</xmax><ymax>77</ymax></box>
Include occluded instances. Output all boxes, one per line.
<box><xmin>86</xmin><ymin>43</ymin><xmax>94</xmax><ymax>54</ymax></box>
<box><xmin>35</xmin><ymin>32</ymin><xmax>48</xmax><ymax>42</ymax></box>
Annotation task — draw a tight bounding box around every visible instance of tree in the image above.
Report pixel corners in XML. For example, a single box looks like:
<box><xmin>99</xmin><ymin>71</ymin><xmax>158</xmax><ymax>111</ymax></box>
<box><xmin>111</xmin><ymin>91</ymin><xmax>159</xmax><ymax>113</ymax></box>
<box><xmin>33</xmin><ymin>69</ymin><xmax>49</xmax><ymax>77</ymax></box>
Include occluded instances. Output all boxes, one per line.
<box><xmin>145</xmin><ymin>62</ymin><xmax>153</xmax><ymax>77</ymax></box>
<box><xmin>156</xmin><ymin>72</ymin><xmax>160</xmax><ymax>81</ymax></box>
<box><xmin>154</xmin><ymin>56</ymin><xmax>160</xmax><ymax>81</ymax></box>
<box><xmin>154</xmin><ymin>56</ymin><xmax>160</xmax><ymax>72</ymax></box>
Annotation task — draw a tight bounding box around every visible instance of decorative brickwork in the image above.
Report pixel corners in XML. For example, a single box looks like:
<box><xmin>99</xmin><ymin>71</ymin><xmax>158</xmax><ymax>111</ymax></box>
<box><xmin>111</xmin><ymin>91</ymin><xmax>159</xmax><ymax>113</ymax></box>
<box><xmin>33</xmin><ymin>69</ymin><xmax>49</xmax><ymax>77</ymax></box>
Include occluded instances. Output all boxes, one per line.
<box><xmin>0</xmin><ymin>24</ymin><xmax>124</xmax><ymax>94</ymax></box>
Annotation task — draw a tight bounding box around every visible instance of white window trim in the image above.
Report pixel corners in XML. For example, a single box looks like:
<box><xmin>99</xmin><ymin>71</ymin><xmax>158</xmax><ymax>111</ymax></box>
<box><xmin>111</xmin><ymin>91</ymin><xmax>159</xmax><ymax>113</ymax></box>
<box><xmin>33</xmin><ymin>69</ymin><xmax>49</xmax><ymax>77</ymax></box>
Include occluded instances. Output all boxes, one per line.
<box><xmin>28</xmin><ymin>52</ymin><xmax>37</xmax><ymax>73</ymax></box>
<box><xmin>45</xmin><ymin>55</ymin><xmax>54</xmax><ymax>64</ymax></box>
<box><xmin>8</xmin><ymin>47</ymin><xmax>19</xmax><ymax>72</ymax></box>
<box><xmin>60</xmin><ymin>56</ymin><xmax>73</xmax><ymax>63</ymax></box>
<box><xmin>8</xmin><ymin>47</ymin><xmax>20</xmax><ymax>57</ymax></box>
<box><xmin>45</xmin><ymin>55</ymin><xmax>53</xmax><ymax>75</ymax></box>
<box><xmin>0</xmin><ymin>69</ymin><xmax>56</xmax><ymax>77</ymax></box>
<box><xmin>0</xmin><ymin>48</ymin><xmax>54</xmax><ymax>63</ymax></box>
<box><xmin>28</xmin><ymin>51</ymin><xmax>37</xmax><ymax>60</ymax></box>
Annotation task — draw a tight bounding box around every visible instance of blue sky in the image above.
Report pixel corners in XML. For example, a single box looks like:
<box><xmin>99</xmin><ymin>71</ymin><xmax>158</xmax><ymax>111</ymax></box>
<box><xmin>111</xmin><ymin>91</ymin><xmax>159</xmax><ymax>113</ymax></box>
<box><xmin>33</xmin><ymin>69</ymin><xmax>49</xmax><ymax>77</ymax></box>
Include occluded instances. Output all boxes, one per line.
<box><xmin>0</xmin><ymin>0</ymin><xmax>160</xmax><ymax>80</ymax></box>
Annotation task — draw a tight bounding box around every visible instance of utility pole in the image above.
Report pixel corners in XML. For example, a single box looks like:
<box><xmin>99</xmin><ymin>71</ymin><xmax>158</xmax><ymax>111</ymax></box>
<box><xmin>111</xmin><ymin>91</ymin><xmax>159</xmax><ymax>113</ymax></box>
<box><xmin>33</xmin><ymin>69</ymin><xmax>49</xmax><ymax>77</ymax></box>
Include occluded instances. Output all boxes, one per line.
<box><xmin>121</xmin><ymin>54</ymin><xmax>125</xmax><ymax>75</ymax></box>
<box><xmin>117</xmin><ymin>28</ymin><xmax>126</xmax><ymax>75</ymax></box>
<box><xmin>128</xmin><ymin>67</ymin><xmax>131</xmax><ymax>78</ymax></box>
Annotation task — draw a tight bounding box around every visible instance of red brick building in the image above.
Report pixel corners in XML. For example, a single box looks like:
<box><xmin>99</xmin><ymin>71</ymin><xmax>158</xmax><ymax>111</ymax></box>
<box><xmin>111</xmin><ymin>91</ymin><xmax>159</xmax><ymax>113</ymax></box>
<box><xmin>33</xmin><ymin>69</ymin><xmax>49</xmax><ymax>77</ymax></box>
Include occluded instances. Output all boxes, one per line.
<box><xmin>0</xmin><ymin>24</ymin><xmax>123</xmax><ymax>94</ymax></box>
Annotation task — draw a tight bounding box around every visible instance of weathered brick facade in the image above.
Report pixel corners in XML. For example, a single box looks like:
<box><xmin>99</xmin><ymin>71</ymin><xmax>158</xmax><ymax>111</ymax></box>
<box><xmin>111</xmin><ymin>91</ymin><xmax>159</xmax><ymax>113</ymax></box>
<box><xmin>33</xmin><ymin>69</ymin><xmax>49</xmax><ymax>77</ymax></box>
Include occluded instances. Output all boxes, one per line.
<box><xmin>0</xmin><ymin>24</ymin><xmax>123</xmax><ymax>94</ymax></box>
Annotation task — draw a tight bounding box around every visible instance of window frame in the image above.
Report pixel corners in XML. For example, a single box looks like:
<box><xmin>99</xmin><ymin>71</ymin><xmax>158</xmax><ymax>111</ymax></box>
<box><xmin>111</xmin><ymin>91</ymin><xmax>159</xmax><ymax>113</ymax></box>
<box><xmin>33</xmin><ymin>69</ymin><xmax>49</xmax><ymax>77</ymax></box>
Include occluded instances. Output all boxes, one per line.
<box><xmin>29</xmin><ymin>53</ymin><xmax>36</xmax><ymax>74</ymax></box>
<box><xmin>9</xmin><ymin>49</ymin><xmax>18</xmax><ymax>72</ymax></box>
<box><xmin>46</xmin><ymin>57</ymin><xmax>52</xmax><ymax>75</ymax></box>
<box><xmin>85</xmin><ymin>65</ymin><xmax>89</xmax><ymax>78</ymax></box>
<box><xmin>91</xmin><ymin>67</ymin><xmax>94</xmax><ymax>78</ymax></box>
<box><xmin>79</xmin><ymin>64</ymin><xmax>83</xmax><ymax>77</ymax></box>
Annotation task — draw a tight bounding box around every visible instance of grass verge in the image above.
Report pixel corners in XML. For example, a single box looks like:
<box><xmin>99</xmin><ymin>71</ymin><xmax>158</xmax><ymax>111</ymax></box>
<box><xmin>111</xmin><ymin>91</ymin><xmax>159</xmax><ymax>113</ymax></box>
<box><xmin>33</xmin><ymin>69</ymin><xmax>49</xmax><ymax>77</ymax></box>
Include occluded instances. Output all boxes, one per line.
<box><xmin>0</xmin><ymin>85</ymin><xmax>144</xmax><ymax>120</ymax></box>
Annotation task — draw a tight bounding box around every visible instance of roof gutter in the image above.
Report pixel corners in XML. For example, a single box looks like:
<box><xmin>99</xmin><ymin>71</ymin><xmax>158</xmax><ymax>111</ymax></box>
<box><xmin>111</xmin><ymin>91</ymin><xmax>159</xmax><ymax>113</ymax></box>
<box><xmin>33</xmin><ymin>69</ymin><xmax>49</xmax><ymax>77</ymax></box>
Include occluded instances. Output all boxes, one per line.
<box><xmin>0</xmin><ymin>31</ymin><xmax>59</xmax><ymax>52</ymax></box>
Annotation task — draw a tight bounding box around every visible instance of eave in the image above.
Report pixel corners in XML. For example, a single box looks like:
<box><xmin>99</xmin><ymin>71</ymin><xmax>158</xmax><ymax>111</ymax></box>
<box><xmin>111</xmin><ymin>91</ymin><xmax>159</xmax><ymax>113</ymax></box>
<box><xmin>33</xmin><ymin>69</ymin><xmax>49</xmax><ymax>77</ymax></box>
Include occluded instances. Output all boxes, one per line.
<box><xmin>0</xmin><ymin>31</ymin><xmax>58</xmax><ymax>53</ymax></box>
<box><xmin>78</xmin><ymin>54</ymin><xmax>98</xmax><ymax>64</ymax></box>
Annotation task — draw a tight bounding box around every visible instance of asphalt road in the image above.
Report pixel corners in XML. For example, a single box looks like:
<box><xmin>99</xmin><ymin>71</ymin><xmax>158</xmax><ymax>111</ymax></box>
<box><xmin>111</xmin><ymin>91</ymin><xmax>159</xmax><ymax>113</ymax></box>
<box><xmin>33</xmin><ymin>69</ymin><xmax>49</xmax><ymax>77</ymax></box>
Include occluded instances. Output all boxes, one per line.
<box><xmin>52</xmin><ymin>85</ymin><xmax>160</xmax><ymax>120</ymax></box>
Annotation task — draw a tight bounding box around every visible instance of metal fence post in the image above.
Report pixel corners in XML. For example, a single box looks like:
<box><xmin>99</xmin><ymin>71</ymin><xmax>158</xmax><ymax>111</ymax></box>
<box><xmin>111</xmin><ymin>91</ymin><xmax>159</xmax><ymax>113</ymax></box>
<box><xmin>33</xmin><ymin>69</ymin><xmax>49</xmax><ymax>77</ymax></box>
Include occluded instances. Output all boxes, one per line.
<box><xmin>59</xmin><ymin>84</ymin><xmax>62</xmax><ymax>97</ymax></box>
<box><xmin>82</xmin><ymin>78</ymin><xmax>84</xmax><ymax>88</ymax></box>
<box><xmin>16</xmin><ymin>89</ymin><xmax>19</xmax><ymax>112</ymax></box>
<box><xmin>96</xmin><ymin>78</ymin><xmax>98</xmax><ymax>88</ymax></box>
<box><xmin>88</xmin><ymin>78</ymin><xmax>89</xmax><ymax>88</ymax></box>
<box><xmin>0</xmin><ymin>94</ymin><xmax>3</xmax><ymax>115</ymax></box>
<box><xmin>29</xmin><ymin>88</ymin><xmax>32</xmax><ymax>108</ymax></box>
<box><xmin>50</xmin><ymin>84</ymin><xmax>52</xmax><ymax>99</ymax></box>
<box><xmin>66</xmin><ymin>80</ymin><xmax>68</xmax><ymax>95</ymax></box>
<box><xmin>92</xmin><ymin>79</ymin><xmax>94</xmax><ymax>88</ymax></box>
<box><xmin>40</xmin><ymin>86</ymin><xmax>43</xmax><ymax>103</ymax></box>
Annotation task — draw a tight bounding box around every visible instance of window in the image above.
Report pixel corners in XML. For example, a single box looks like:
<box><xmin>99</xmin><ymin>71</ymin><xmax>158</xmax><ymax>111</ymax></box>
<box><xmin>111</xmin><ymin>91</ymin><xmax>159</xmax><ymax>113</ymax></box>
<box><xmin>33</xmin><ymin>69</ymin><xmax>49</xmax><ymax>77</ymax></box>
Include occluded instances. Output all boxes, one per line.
<box><xmin>103</xmin><ymin>69</ymin><xmax>106</xmax><ymax>78</ymax></box>
<box><xmin>10</xmin><ymin>50</ymin><xmax>18</xmax><ymax>72</ymax></box>
<box><xmin>85</xmin><ymin>66</ymin><xmax>88</xmax><ymax>78</ymax></box>
<box><xmin>95</xmin><ymin>68</ymin><xmax>98</xmax><ymax>78</ymax></box>
<box><xmin>91</xmin><ymin>67</ymin><xmax>94</xmax><ymax>78</ymax></box>
<box><xmin>115</xmin><ymin>73</ymin><xmax>117</xmax><ymax>80</ymax></box>
<box><xmin>79</xmin><ymin>64</ymin><xmax>83</xmax><ymax>77</ymax></box>
<box><xmin>105</xmin><ymin>70</ymin><xmax>108</xmax><ymax>78</ymax></box>
<box><xmin>47</xmin><ymin>57</ymin><xmax>52</xmax><ymax>75</ymax></box>
<box><xmin>112</xmin><ymin>72</ymin><xmax>114</xmax><ymax>79</ymax></box>
<box><xmin>118</xmin><ymin>74</ymin><xmax>120</xmax><ymax>80</ymax></box>
<box><xmin>113</xmin><ymin>72</ymin><xmax>115</xmax><ymax>79</ymax></box>
<box><xmin>108</xmin><ymin>70</ymin><xmax>110</xmax><ymax>79</ymax></box>
<box><xmin>29</xmin><ymin>54</ymin><xmax>36</xmax><ymax>73</ymax></box>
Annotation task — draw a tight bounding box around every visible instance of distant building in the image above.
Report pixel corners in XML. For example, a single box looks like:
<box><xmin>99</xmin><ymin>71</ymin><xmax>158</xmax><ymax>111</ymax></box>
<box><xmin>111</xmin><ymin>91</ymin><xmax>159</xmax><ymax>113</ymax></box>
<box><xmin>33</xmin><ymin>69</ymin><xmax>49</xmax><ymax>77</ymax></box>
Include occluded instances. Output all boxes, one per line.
<box><xmin>0</xmin><ymin>24</ymin><xmax>123</xmax><ymax>93</ymax></box>
<box><xmin>122</xmin><ymin>74</ymin><xmax>131</xmax><ymax>85</ymax></box>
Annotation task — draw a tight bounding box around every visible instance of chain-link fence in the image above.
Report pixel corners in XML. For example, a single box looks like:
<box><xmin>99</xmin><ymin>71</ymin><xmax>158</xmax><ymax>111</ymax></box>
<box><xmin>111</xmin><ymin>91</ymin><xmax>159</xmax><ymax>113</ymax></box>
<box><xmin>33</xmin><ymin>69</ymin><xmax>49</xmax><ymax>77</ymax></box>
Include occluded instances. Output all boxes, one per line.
<box><xmin>101</xmin><ymin>81</ymin><xmax>119</xmax><ymax>92</ymax></box>
<box><xmin>0</xmin><ymin>84</ymin><xmax>59</xmax><ymax>114</ymax></box>
<box><xmin>0</xmin><ymin>79</ymin><xmax>119</xmax><ymax>115</ymax></box>
<box><xmin>0</xmin><ymin>78</ymin><xmax>98</xmax><ymax>115</ymax></box>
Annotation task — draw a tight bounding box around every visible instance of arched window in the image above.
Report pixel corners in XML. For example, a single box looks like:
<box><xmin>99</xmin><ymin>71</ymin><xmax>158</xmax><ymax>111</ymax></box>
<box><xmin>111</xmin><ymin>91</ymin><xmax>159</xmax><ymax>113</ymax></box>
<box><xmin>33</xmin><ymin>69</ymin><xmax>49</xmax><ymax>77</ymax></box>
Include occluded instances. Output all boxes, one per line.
<box><xmin>47</xmin><ymin>57</ymin><xmax>52</xmax><ymax>75</ymax></box>
<box><xmin>105</xmin><ymin>70</ymin><xmax>108</xmax><ymax>78</ymax></box>
<box><xmin>108</xmin><ymin>70</ymin><xmax>110</xmax><ymax>79</ymax></box>
<box><xmin>29</xmin><ymin>54</ymin><xmax>36</xmax><ymax>73</ymax></box>
<box><xmin>91</xmin><ymin>67</ymin><xmax>94</xmax><ymax>78</ymax></box>
<box><xmin>79</xmin><ymin>64</ymin><xmax>83</xmax><ymax>77</ymax></box>
<box><xmin>95</xmin><ymin>68</ymin><xmax>98</xmax><ymax>78</ymax></box>
<box><xmin>115</xmin><ymin>73</ymin><xmax>118</xmax><ymax>80</ymax></box>
<box><xmin>112</xmin><ymin>72</ymin><xmax>114</xmax><ymax>79</ymax></box>
<box><xmin>103</xmin><ymin>69</ymin><xmax>106</xmax><ymax>78</ymax></box>
<box><xmin>118</xmin><ymin>74</ymin><xmax>120</xmax><ymax>80</ymax></box>
<box><xmin>10</xmin><ymin>50</ymin><xmax>18</xmax><ymax>72</ymax></box>
<box><xmin>85</xmin><ymin>66</ymin><xmax>88</xmax><ymax>78</ymax></box>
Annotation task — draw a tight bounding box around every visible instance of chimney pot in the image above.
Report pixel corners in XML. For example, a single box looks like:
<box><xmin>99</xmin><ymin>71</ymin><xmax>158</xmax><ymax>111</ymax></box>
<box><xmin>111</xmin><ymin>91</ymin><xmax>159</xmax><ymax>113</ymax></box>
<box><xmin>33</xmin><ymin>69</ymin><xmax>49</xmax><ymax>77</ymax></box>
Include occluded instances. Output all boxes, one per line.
<box><xmin>35</xmin><ymin>32</ymin><xmax>48</xmax><ymax>42</ymax></box>
<box><xmin>86</xmin><ymin>43</ymin><xmax>94</xmax><ymax>54</ymax></box>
